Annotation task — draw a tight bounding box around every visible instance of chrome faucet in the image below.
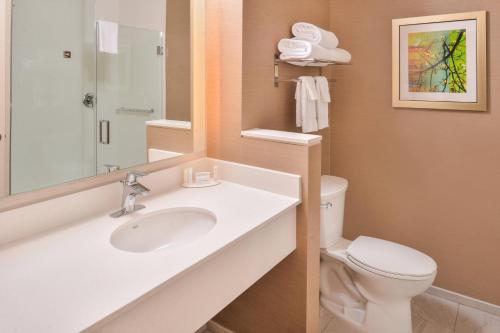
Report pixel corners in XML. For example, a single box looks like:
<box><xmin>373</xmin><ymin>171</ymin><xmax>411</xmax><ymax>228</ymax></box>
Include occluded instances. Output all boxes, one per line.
<box><xmin>110</xmin><ymin>171</ymin><xmax>150</xmax><ymax>218</ymax></box>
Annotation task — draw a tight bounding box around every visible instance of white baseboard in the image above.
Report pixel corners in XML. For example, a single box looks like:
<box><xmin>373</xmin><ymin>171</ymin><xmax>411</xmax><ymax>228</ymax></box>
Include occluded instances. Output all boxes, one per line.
<box><xmin>427</xmin><ymin>286</ymin><xmax>500</xmax><ymax>317</ymax></box>
<box><xmin>195</xmin><ymin>324</ymin><xmax>208</xmax><ymax>333</ymax></box>
<box><xmin>196</xmin><ymin>321</ymin><xmax>234</xmax><ymax>333</ymax></box>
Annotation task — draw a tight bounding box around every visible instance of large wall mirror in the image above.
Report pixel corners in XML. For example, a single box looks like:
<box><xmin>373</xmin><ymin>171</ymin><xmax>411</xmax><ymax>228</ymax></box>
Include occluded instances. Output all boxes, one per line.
<box><xmin>0</xmin><ymin>0</ymin><xmax>205</xmax><ymax>201</ymax></box>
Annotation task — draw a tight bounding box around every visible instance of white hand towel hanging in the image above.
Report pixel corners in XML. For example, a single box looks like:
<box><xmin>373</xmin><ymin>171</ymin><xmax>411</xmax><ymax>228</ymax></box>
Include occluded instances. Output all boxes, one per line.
<box><xmin>98</xmin><ymin>20</ymin><xmax>119</xmax><ymax>54</ymax></box>
<box><xmin>295</xmin><ymin>76</ymin><xmax>319</xmax><ymax>133</ymax></box>
<box><xmin>314</xmin><ymin>76</ymin><xmax>331</xmax><ymax>130</ymax></box>
<box><xmin>292</xmin><ymin>22</ymin><xmax>339</xmax><ymax>50</ymax></box>
<box><xmin>295</xmin><ymin>79</ymin><xmax>303</xmax><ymax>127</ymax></box>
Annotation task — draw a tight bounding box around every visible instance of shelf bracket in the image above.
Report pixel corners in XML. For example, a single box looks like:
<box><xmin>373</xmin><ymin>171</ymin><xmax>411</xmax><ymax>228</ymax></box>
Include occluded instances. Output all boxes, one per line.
<box><xmin>274</xmin><ymin>56</ymin><xmax>280</xmax><ymax>88</ymax></box>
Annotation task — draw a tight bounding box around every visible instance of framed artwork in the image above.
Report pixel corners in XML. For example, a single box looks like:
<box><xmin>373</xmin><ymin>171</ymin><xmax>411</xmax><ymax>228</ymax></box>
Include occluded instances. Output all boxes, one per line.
<box><xmin>392</xmin><ymin>11</ymin><xmax>487</xmax><ymax>111</ymax></box>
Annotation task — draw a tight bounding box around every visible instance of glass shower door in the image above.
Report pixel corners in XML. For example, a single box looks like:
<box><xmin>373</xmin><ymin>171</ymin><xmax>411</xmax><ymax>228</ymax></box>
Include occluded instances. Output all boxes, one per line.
<box><xmin>96</xmin><ymin>24</ymin><xmax>164</xmax><ymax>174</ymax></box>
<box><xmin>10</xmin><ymin>0</ymin><xmax>96</xmax><ymax>194</ymax></box>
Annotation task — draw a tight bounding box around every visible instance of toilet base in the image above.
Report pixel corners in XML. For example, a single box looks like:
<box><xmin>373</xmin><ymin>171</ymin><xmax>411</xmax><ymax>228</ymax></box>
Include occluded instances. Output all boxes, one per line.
<box><xmin>365</xmin><ymin>299</ymin><xmax>412</xmax><ymax>333</ymax></box>
<box><xmin>320</xmin><ymin>296</ymin><xmax>366</xmax><ymax>325</ymax></box>
<box><xmin>321</xmin><ymin>239</ymin><xmax>433</xmax><ymax>333</ymax></box>
<box><xmin>321</xmin><ymin>296</ymin><xmax>412</xmax><ymax>333</ymax></box>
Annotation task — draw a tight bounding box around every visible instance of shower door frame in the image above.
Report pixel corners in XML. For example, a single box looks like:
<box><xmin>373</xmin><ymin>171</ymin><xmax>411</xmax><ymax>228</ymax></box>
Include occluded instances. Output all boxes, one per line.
<box><xmin>0</xmin><ymin>0</ymin><xmax>11</xmax><ymax>197</ymax></box>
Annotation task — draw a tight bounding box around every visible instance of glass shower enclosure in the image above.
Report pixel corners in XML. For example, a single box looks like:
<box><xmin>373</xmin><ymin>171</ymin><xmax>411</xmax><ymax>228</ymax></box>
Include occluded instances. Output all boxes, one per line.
<box><xmin>10</xmin><ymin>0</ymin><xmax>164</xmax><ymax>195</ymax></box>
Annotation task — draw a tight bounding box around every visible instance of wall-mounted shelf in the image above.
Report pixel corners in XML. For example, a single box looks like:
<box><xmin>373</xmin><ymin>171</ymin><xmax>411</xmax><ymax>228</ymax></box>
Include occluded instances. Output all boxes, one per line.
<box><xmin>242</xmin><ymin>128</ymin><xmax>322</xmax><ymax>146</ymax></box>
<box><xmin>274</xmin><ymin>54</ymin><xmax>351</xmax><ymax>87</ymax></box>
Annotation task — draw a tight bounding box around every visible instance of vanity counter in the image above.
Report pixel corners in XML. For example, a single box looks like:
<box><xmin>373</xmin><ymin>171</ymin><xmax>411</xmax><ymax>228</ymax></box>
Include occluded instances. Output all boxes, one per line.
<box><xmin>0</xmin><ymin>160</ymin><xmax>301</xmax><ymax>333</ymax></box>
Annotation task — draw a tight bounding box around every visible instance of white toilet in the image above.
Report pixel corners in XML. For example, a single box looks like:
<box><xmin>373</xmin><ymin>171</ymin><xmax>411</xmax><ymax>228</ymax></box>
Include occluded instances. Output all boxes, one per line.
<box><xmin>320</xmin><ymin>176</ymin><xmax>437</xmax><ymax>333</ymax></box>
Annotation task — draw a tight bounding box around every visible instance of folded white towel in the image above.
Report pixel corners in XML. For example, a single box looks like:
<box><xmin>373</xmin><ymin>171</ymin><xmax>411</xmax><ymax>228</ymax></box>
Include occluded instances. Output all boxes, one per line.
<box><xmin>314</xmin><ymin>76</ymin><xmax>331</xmax><ymax>130</ymax></box>
<box><xmin>295</xmin><ymin>76</ymin><xmax>319</xmax><ymax>133</ymax></box>
<box><xmin>292</xmin><ymin>22</ymin><xmax>339</xmax><ymax>50</ymax></box>
<box><xmin>278</xmin><ymin>39</ymin><xmax>352</xmax><ymax>64</ymax></box>
<box><xmin>98</xmin><ymin>20</ymin><xmax>118</xmax><ymax>54</ymax></box>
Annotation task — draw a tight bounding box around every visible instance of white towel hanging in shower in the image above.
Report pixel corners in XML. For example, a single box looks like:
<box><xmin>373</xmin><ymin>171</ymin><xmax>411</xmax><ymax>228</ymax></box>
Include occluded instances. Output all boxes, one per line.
<box><xmin>97</xmin><ymin>20</ymin><xmax>118</xmax><ymax>54</ymax></box>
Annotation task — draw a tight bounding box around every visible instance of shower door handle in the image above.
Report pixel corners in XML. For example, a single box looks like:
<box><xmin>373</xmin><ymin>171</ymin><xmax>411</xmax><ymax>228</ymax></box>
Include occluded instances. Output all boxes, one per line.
<box><xmin>99</xmin><ymin>120</ymin><xmax>110</xmax><ymax>145</ymax></box>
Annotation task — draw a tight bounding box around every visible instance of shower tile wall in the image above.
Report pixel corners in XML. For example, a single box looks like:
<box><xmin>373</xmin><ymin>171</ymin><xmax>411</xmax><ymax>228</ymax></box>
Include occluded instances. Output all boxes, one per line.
<box><xmin>9</xmin><ymin>0</ymin><xmax>167</xmax><ymax>194</ymax></box>
<box><xmin>10</xmin><ymin>0</ymin><xmax>96</xmax><ymax>194</ymax></box>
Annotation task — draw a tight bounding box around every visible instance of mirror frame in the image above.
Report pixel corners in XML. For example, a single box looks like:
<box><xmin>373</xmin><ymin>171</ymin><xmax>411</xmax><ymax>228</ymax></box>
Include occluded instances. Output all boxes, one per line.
<box><xmin>0</xmin><ymin>0</ymin><xmax>206</xmax><ymax>212</ymax></box>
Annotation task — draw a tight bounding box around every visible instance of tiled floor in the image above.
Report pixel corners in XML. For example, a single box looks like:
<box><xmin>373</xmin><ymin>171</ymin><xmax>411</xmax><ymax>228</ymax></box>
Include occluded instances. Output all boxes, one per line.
<box><xmin>320</xmin><ymin>292</ymin><xmax>500</xmax><ymax>333</ymax></box>
<box><xmin>197</xmin><ymin>321</ymin><xmax>234</xmax><ymax>333</ymax></box>
<box><xmin>412</xmin><ymin>293</ymin><xmax>459</xmax><ymax>332</ymax></box>
<box><xmin>453</xmin><ymin>304</ymin><xmax>500</xmax><ymax>333</ymax></box>
<box><xmin>320</xmin><ymin>306</ymin><xmax>366</xmax><ymax>333</ymax></box>
<box><xmin>412</xmin><ymin>293</ymin><xmax>500</xmax><ymax>333</ymax></box>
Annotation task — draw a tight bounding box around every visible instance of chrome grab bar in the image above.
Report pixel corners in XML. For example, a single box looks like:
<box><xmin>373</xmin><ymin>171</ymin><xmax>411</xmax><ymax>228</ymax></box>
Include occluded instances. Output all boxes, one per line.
<box><xmin>116</xmin><ymin>107</ymin><xmax>154</xmax><ymax>114</ymax></box>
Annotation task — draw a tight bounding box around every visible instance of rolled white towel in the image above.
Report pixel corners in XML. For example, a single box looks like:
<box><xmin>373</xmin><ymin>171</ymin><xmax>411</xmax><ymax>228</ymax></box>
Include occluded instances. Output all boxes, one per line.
<box><xmin>278</xmin><ymin>39</ymin><xmax>352</xmax><ymax>64</ymax></box>
<box><xmin>292</xmin><ymin>22</ymin><xmax>339</xmax><ymax>50</ymax></box>
<box><xmin>278</xmin><ymin>39</ymin><xmax>327</xmax><ymax>67</ymax></box>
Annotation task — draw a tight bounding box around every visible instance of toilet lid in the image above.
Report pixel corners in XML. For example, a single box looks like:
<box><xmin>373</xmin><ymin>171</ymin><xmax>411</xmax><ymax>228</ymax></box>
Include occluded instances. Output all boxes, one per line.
<box><xmin>346</xmin><ymin>236</ymin><xmax>437</xmax><ymax>280</ymax></box>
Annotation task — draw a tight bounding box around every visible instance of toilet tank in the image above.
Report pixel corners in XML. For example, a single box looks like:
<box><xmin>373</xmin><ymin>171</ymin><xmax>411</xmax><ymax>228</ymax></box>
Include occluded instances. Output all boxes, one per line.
<box><xmin>320</xmin><ymin>176</ymin><xmax>349</xmax><ymax>248</ymax></box>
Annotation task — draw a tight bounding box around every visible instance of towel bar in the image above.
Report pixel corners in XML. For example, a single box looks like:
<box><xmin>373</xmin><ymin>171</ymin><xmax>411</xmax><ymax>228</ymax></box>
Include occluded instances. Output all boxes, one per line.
<box><xmin>116</xmin><ymin>107</ymin><xmax>155</xmax><ymax>114</ymax></box>
<box><xmin>273</xmin><ymin>54</ymin><xmax>350</xmax><ymax>87</ymax></box>
<box><xmin>276</xmin><ymin>78</ymin><xmax>336</xmax><ymax>85</ymax></box>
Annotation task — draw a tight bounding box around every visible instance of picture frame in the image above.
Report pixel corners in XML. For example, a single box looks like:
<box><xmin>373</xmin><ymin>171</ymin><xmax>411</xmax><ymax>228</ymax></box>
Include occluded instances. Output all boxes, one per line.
<box><xmin>392</xmin><ymin>11</ymin><xmax>487</xmax><ymax>111</ymax></box>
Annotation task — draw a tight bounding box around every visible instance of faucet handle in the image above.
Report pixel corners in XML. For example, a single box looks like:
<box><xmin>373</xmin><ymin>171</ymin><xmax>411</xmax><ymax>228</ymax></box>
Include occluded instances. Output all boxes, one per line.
<box><xmin>125</xmin><ymin>170</ymin><xmax>148</xmax><ymax>184</ymax></box>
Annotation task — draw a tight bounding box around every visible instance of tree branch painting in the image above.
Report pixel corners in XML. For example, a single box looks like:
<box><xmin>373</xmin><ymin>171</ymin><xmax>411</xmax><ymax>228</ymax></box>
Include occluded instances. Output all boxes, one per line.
<box><xmin>408</xmin><ymin>29</ymin><xmax>467</xmax><ymax>93</ymax></box>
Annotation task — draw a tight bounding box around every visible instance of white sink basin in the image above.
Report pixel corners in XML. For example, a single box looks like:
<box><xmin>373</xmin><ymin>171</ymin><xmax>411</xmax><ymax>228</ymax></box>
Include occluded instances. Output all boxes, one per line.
<box><xmin>110</xmin><ymin>208</ymin><xmax>217</xmax><ymax>253</ymax></box>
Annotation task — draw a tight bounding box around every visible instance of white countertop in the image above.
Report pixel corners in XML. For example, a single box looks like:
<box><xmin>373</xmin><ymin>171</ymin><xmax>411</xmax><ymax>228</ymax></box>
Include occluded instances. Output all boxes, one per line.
<box><xmin>0</xmin><ymin>181</ymin><xmax>299</xmax><ymax>333</ymax></box>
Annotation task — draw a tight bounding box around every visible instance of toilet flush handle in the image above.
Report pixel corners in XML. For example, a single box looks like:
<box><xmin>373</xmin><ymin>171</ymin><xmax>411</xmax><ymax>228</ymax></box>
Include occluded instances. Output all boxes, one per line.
<box><xmin>321</xmin><ymin>202</ymin><xmax>333</xmax><ymax>209</ymax></box>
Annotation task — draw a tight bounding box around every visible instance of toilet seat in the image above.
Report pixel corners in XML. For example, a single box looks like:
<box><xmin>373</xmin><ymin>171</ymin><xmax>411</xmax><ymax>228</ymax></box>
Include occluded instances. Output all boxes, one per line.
<box><xmin>345</xmin><ymin>236</ymin><xmax>437</xmax><ymax>280</ymax></box>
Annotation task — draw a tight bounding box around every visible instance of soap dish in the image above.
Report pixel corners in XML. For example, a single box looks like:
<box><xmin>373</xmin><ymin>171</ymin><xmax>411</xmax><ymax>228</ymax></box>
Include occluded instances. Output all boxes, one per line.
<box><xmin>182</xmin><ymin>179</ymin><xmax>221</xmax><ymax>188</ymax></box>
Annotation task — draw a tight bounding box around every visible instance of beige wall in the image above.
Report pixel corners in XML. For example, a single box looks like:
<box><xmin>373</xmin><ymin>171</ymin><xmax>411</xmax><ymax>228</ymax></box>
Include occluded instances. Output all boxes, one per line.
<box><xmin>206</xmin><ymin>0</ymin><xmax>322</xmax><ymax>331</ymax></box>
<box><xmin>241</xmin><ymin>0</ymin><xmax>329</xmax><ymax>131</ymax></box>
<box><xmin>241</xmin><ymin>0</ymin><xmax>332</xmax><ymax>174</ymax></box>
<box><xmin>330</xmin><ymin>0</ymin><xmax>500</xmax><ymax>305</ymax></box>
<box><xmin>147</xmin><ymin>127</ymin><xmax>193</xmax><ymax>154</ymax></box>
<box><xmin>165</xmin><ymin>0</ymin><xmax>191</xmax><ymax>121</ymax></box>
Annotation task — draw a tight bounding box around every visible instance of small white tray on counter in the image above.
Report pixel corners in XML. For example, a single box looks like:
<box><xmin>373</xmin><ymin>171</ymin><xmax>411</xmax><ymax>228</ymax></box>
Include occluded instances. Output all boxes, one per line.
<box><xmin>182</xmin><ymin>179</ymin><xmax>221</xmax><ymax>188</ymax></box>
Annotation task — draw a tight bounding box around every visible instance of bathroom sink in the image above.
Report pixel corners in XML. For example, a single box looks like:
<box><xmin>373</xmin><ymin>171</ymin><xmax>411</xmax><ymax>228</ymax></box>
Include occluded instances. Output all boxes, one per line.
<box><xmin>110</xmin><ymin>208</ymin><xmax>217</xmax><ymax>253</ymax></box>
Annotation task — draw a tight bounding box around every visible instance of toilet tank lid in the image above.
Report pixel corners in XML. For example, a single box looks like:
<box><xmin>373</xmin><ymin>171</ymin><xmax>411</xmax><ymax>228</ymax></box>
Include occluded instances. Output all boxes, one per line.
<box><xmin>346</xmin><ymin>236</ymin><xmax>437</xmax><ymax>279</ymax></box>
<box><xmin>321</xmin><ymin>176</ymin><xmax>348</xmax><ymax>198</ymax></box>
